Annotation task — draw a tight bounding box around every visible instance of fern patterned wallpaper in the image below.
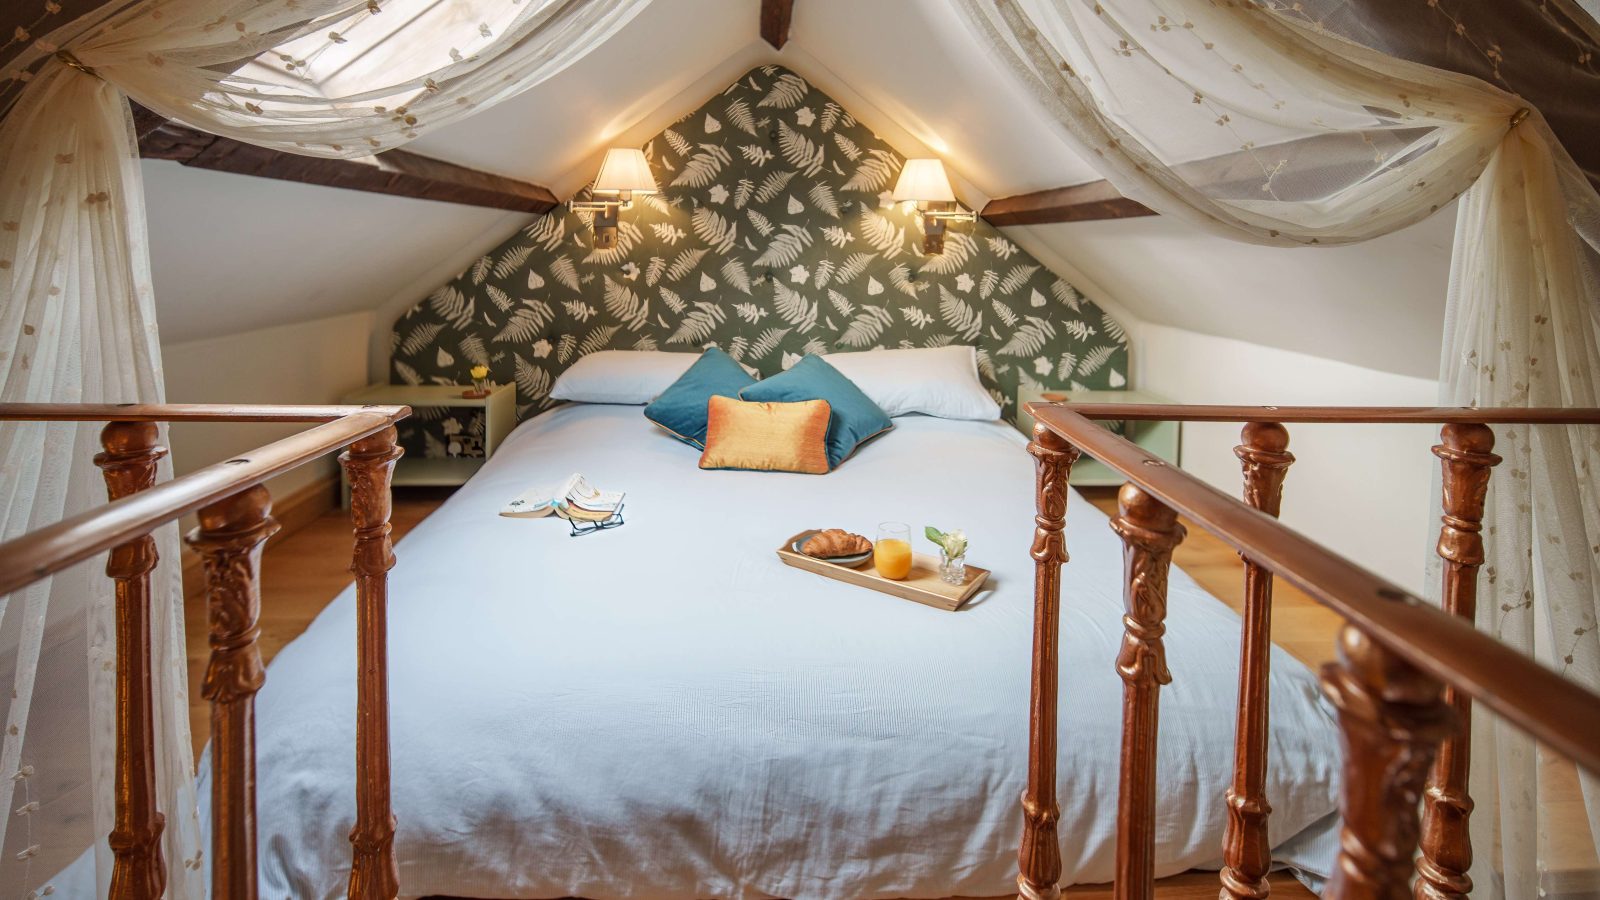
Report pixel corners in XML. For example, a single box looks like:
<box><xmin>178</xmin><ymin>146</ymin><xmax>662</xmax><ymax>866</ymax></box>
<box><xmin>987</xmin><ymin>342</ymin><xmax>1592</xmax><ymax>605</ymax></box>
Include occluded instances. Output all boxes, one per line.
<box><xmin>389</xmin><ymin>65</ymin><xmax>1128</xmax><ymax>456</ymax></box>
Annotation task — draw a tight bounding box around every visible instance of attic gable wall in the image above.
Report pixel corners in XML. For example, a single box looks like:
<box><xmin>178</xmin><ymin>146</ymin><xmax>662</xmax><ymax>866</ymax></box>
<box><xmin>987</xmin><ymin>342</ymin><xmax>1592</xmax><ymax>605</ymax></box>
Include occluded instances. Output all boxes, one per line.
<box><xmin>388</xmin><ymin>65</ymin><xmax>1128</xmax><ymax>455</ymax></box>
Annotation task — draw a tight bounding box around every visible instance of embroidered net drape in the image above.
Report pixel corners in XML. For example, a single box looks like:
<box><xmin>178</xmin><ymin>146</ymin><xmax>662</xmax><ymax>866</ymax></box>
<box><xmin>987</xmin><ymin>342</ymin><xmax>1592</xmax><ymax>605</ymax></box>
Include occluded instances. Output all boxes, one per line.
<box><xmin>0</xmin><ymin>1</ymin><xmax>648</xmax><ymax>896</ymax></box>
<box><xmin>953</xmin><ymin>0</ymin><xmax>1600</xmax><ymax>896</ymax></box>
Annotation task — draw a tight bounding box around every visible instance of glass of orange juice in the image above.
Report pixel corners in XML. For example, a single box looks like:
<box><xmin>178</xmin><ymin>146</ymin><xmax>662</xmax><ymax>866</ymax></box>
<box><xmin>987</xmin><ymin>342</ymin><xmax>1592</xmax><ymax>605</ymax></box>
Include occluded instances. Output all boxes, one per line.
<box><xmin>874</xmin><ymin>522</ymin><xmax>913</xmax><ymax>580</ymax></box>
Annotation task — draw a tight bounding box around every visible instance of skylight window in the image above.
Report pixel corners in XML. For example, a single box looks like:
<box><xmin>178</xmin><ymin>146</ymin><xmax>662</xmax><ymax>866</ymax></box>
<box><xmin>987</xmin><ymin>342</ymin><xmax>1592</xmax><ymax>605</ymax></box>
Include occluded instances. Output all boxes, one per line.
<box><xmin>237</xmin><ymin>0</ymin><xmax>533</xmax><ymax>101</ymax></box>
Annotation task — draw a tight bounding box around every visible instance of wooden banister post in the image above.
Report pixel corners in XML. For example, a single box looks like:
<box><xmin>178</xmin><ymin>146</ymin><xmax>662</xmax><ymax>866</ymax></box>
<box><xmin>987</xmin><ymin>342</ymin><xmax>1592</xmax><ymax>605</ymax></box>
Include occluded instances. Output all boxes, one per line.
<box><xmin>1221</xmin><ymin>422</ymin><xmax>1293</xmax><ymax>900</ymax></box>
<box><xmin>1109</xmin><ymin>482</ymin><xmax>1185</xmax><ymax>900</ymax></box>
<box><xmin>95</xmin><ymin>421</ymin><xmax>169</xmax><ymax>900</ymax></box>
<box><xmin>1416</xmin><ymin>423</ymin><xmax>1499</xmax><ymax>900</ymax></box>
<box><xmin>342</xmin><ymin>426</ymin><xmax>403</xmax><ymax>900</ymax></box>
<box><xmin>1322</xmin><ymin>625</ymin><xmax>1455</xmax><ymax>899</ymax></box>
<box><xmin>1018</xmin><ymin>423</ymin><xmax>1079</xmax><ymax>900</ymax></box>
<box><xmin>187</xmin><ymin>485</ymin><xmax>279</xmax><ymax>900</ymax></box>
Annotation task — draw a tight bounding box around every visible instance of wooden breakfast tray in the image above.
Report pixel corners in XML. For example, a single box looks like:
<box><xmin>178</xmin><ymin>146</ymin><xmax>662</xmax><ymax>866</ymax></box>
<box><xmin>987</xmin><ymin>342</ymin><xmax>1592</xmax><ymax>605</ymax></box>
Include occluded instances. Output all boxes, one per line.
<box><xmin>776</xmin><ymin>530</ymin><xmax>990</xmax><ymax>612</ymax></box>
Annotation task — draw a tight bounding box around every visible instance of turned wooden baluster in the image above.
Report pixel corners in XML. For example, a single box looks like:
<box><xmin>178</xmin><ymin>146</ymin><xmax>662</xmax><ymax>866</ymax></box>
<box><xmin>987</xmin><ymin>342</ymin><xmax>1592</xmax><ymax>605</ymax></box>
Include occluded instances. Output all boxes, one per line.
<box><xmin>342</xmin><ymin>426</ymin><xmax>403</xmax><ymax>900</ymax></box>
<box><xmin>95</xmin><ymin>421</ymin><xmax>168</xmax><ymax>900</ymax></box>
<box><xmin>1221</xmin><ymin>422</ymin><xmax>1294</xmax><ymax>900</ymax></box>
<box><xmin>1018</xmin><ymin>423</ymin><xmax>1079</xmax><ymax>900</ymax></box>
<box><xmin>187</xmin><ymin>484</ymin><xmax>279</xmax><ymax>900</ymax></box>
<box><xmin>1322</xmin><ymin>625</ymin><xmax>1455</xmax><ymax>900</ymax></box>
<box><xmin>1109</xmin><ymin>483</ymin><xmax>1185</xmax><ymax>900</ymax></box>
<box><xmin>1416</xmin><ymin>423</ymin><xmax>1499</xmax><ymax>900</ymax></box>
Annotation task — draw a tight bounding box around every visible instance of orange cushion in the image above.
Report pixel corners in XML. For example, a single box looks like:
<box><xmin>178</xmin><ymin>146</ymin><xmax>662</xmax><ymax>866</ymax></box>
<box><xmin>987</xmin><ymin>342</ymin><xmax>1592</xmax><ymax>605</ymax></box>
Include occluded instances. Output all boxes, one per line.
<box><xmin>699</xmin><ymin>396</ymin><xmax>832</xmax><ymax>474</ymax></box>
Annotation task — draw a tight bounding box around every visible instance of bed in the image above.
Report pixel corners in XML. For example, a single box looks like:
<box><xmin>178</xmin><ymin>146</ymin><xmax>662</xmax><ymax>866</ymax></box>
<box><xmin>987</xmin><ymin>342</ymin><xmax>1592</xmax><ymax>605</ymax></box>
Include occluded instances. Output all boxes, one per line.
<box><xmin>212</xmin><ymin>402</ymin><xmax>1342</xmax><ymax>899</ymax></box>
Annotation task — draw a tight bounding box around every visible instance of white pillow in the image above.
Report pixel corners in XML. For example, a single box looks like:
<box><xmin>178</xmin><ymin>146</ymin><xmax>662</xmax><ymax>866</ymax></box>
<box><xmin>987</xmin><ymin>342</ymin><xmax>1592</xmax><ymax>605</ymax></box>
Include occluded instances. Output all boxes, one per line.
<box><xmin>549</xmin><ymin>351</ymin><xmax>699</xmax><ymax>404</ymax></box>
<box><xmin>821</xmin><ymin>346</ymin><xmax>1000</xmax><ymax>420</ymax></box>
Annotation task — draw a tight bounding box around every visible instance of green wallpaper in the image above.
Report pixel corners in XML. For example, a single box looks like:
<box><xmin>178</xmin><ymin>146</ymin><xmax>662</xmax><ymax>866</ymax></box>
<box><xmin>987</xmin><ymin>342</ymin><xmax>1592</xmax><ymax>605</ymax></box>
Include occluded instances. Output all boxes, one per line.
<box><xmin>389</xmin><ymin>65</ymin><xmax>1128</xmax><ymax>457</ymax></box>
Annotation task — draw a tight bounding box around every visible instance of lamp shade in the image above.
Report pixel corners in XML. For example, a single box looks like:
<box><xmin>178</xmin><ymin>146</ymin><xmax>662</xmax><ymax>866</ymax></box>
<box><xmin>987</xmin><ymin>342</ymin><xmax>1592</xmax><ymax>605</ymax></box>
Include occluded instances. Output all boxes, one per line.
<box><xmin>892</xmin><ymin>158</ymin><xmax>957</xmax><ymax>203</ymax></box>
<box><xmin>593</xmin><ymin>148</ymin><xmax>658</xmax><ymax>194</ymax></box>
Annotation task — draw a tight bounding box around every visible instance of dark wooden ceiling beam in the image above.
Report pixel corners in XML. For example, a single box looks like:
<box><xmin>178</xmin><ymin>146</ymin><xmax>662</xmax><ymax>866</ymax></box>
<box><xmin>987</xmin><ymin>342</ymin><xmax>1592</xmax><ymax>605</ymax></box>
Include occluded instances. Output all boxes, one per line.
<box><xmin>137</xmin><ymin>114</ymin><xmax>559</xmax><ymax>214</ymax></box>
<box><xmin>981</xmin><ymin>180</ymin><xmax>1154</xmax><ymax>227</ymax></box>
<box><xmin>761</xmin><ymin>0</ymin><xmax>794</xmax><ymax>50</ymax></box>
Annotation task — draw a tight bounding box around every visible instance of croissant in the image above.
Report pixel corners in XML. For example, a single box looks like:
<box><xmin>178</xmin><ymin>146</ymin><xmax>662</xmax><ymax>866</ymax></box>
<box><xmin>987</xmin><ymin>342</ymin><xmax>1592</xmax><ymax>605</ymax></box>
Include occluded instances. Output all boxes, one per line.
<box><xmin>804</xmin><ymin>528</ymin><xmax>872</xmax><ymax>559</ymax></box>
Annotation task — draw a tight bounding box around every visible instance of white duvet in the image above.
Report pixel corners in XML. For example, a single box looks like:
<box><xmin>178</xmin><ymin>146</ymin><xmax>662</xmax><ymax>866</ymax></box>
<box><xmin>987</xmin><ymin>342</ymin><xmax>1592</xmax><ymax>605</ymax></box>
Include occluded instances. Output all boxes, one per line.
<box><xmin>217</xmin><ymin>404</ymin><xmax>1341</xmax><ymax>899</ymax></box>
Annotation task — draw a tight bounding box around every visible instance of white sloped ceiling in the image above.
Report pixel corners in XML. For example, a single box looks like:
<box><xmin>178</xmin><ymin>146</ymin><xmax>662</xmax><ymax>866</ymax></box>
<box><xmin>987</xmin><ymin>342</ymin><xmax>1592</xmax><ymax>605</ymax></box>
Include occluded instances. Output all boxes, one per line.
<box><xmin>147</xmin><ymin>0</ymin><xmax>1454</xmax><ymax>380</ymax></box>
<box><xmin>144</xmin><ymin>160</ymin><xmax>517</xmax><ymax>344</ymax></box>
<box><xmin>148</xmin><ymin>0</ymin><xmax>763</xmax><ymax>345</ymax></box>
<box><xmin>789</xmin><ymin>0</ymin><xmax>1454</xmax><ymax>380</ymax></box>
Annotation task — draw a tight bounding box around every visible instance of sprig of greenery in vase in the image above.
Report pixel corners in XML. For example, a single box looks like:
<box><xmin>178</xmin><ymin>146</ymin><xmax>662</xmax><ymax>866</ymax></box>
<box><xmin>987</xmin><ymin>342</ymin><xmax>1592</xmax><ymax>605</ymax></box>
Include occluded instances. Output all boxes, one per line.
<box><xmin>926</xmin><ymin>526</ymin><xmax>969</xmax><ymax>584</ymax></box>
<box><xmin>925</xmin><ymin>526</ymin><xmax>967</xmax><ymax>557</ymax></box>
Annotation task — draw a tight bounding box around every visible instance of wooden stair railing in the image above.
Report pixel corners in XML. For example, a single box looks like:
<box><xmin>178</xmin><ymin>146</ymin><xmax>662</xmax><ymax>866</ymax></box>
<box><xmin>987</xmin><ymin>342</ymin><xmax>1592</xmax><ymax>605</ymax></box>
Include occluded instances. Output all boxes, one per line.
<box><xmin>1418</xmin><ymin>423</ymin><xmax>1499</xmax><ymax>900</ymax></box>
<box><xmin>5</xmin><ymin>398</ymin><xmax>1598</xmax><ymax>900</ymax></box>
<box><xmin>0</xmin><ymin>402</ymin><xmax>410</xmax><ymax>900</ymax></box>
<box><xmin>1109</xmin><ymin>483</ymin><xmax>1184</xmax><ymax>900</ymax></box>
<box><xmin>1022</xmin><ymin>402</ymin><xmax>1600</xmax><ymax>900</ymax></box>
<box><xmin>95</xmin><ymin>421</ymin><xmax>171</xmax><ymax>898</ymax></box>
<box><xmin>1220</xmin><ymin>421</ymin><xmax>1292</xmax><ymax>900</ymax></box>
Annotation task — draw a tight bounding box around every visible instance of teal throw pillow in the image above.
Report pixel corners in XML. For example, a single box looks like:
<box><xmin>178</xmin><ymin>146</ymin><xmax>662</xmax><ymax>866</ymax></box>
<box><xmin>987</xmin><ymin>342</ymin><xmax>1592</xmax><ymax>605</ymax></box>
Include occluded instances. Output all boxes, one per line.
<box><xmin>739</xmin><ymin>355</ymin><xmax>893</xmax><ymax>468</ymax></box>
<box><xmin>644</xmin><ymin>347</ymin><xmax>757</xmax><ymax>448</ymax></box>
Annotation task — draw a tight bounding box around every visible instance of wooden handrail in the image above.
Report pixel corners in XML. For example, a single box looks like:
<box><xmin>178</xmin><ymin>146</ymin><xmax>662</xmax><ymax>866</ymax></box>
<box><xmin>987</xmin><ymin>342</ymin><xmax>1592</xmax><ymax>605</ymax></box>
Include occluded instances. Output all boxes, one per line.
<box><xmin>1026</xmin><ymin>403</ymin><xmax>1600</xmax><ymax>774</ymax></box>
<box><xmin>1031</xmin><ymin>402</ymin><xmax>1600</xmax><ymax>424</ymax></box>
<box><xmin>2</xmin><ymin>402</ymin><xmax>412</xmax><ymax>899</ymax></box>
<box><xmin>0</xmin><ymin>407</ymin><xmax>407</xmax><ymax>596</ymax></box>
<box><xmin>0</xmin><ymin>402</ymin><xmax>398</xmax><ymax>423</ymax></box>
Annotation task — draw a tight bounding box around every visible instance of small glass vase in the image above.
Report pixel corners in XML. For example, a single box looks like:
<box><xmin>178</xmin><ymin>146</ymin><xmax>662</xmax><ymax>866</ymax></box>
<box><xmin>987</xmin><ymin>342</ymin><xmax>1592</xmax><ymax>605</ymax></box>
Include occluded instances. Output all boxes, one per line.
<box><xmin>938</xmin><ymin>551</ymin><xmax>967</xmax><ymax>585</ymax></box>
<box><xmin>473</xmin><ymin>377</ymin><xmax>491</xmax><ymax>395</ymax></box>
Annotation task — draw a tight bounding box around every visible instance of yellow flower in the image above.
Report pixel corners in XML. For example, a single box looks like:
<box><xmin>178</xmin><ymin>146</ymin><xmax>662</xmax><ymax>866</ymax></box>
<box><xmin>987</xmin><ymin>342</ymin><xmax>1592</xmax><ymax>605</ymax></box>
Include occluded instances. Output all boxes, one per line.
<box><xmin>470</xmin><ymin>365</ymin><xmax>489</xmax><ymax>380</ymax></box>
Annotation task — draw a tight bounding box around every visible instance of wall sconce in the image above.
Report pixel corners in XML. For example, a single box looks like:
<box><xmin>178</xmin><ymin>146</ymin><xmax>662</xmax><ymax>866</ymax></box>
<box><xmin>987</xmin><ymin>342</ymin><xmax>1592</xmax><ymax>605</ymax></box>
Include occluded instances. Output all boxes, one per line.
<box><xmin>892</xmin><ymin>158</ymin><xmax>975</xmax><ymax>254</ymax></box>
<box><xmin>571</xmin><ymin>148</ymin><xmax>658</xmax><ymax>250</ymax></box>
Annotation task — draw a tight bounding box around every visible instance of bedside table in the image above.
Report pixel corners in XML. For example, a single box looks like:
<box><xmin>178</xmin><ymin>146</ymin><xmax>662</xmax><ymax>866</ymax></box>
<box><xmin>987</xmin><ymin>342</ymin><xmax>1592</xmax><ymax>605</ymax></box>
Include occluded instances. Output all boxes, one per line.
<box><xmin>340</xmin><ymin>382</ymin><xmax>516</xmax><ymax>506</ymax></box>
<box><xmin>1014</xmin><ymin>388</ymin><xmax>1181</xmax><ymax>487</ymax></box>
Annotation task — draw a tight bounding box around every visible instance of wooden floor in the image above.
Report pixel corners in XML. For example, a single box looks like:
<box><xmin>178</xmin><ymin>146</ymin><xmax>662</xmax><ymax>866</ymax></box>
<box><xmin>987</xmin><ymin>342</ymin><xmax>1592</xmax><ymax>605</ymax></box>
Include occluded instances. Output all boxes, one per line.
<box><xmin>182</xmin><ymin>487</ymin><xmax>447</xmax><ymax>754</ymax></box>
<box><xmin>1079</xmin><ymin>487</ymin><xmax>1345</xmax><ymax>671</ymax></box>
<box><xmin>182</xmin><ymin>485</ymin><xmax>1341</xmax><ymax>898</ymax></box>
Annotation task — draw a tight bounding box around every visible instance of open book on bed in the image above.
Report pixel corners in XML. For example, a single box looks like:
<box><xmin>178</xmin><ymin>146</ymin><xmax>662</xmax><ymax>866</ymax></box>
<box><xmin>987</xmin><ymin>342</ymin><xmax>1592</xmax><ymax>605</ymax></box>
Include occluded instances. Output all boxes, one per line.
<box><xmin>500</xmin><ymin>473</ymin><xmax>624</xmax><ymax>522</ymax></box>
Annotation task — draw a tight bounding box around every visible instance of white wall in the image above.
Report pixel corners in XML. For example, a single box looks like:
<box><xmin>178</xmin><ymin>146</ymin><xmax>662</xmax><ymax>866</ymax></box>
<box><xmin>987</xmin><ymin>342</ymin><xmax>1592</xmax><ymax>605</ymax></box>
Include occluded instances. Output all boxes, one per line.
<box><xmin>161</xmin><ymin>311</ymin><xmax>375</xmax><ymax>501</ymax></box>
<box><xmin>1131</xmin><ymin>323</ymin><xmax>1441</xmax><ymax>592</ymax></box>
<box><xmin>1015</xmin><ymin>209</ymin><xmax>1455</xmax><ymax>381</ymax></box>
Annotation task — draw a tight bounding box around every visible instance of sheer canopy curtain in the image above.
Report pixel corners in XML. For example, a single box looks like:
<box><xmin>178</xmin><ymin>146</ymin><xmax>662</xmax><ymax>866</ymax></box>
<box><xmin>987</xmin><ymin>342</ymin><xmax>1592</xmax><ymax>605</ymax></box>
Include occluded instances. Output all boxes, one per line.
<box><xmin>0</xmin><ymin>1</ymin><xmax>648</xmax><ymax>896</ymax></box>
<box><xmin>952</xmin><ymin>0</ymin><xmax>1600</xmax><ymax>896</ymax></box>
<box><xmin>0</xmin><ymin>69</ymin><xmax>199</xmax><ymax>899</ymax></box>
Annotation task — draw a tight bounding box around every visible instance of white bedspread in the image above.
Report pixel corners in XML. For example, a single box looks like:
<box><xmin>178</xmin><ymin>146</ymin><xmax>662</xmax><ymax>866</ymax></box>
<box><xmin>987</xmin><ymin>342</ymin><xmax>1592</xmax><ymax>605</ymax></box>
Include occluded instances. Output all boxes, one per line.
<box><xmin>218</xmin><ymin>404</ymin><xmax>1340</xmax><ymax>899</ymax></box>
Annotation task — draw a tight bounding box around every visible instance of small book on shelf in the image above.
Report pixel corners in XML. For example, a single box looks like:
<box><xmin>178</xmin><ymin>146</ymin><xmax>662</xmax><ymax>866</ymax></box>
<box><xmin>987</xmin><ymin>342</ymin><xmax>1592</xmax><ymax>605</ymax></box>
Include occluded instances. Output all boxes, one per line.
<box><xmin>500</xmin><ymin>473</ymin><xmax>624</xmax><ymax>523</ymax></box>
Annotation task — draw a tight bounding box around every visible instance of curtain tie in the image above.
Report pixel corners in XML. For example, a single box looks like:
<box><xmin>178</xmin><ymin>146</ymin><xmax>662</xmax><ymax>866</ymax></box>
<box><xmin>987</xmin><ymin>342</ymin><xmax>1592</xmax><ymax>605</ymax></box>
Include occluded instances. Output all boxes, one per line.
<box><xmin>55</xmin><ymin>50</ymin><xmax>100</xmax><ymax>79</ymax></box>
<box><xmin>1509</xmin><ymin>107</ymin><xmax>1530</xmax><ymax>129</ymax></box>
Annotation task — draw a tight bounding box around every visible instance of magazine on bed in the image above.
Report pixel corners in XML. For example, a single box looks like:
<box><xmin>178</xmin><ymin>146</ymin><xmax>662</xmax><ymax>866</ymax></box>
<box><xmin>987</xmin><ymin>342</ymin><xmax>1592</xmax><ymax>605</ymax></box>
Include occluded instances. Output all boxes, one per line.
<box><xmin>500</xmin><ymin>473</ymin><xmax>624</xmax><ymax>522</ymax></box>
